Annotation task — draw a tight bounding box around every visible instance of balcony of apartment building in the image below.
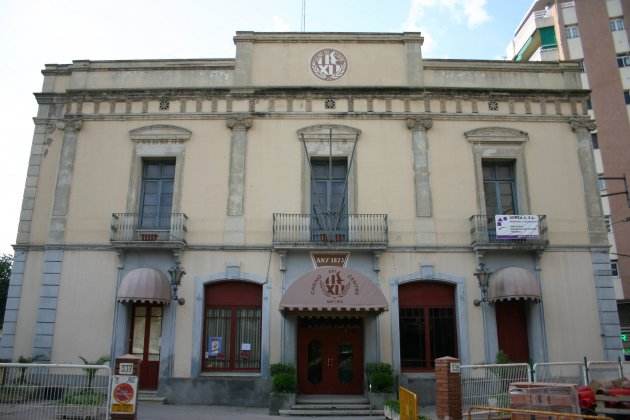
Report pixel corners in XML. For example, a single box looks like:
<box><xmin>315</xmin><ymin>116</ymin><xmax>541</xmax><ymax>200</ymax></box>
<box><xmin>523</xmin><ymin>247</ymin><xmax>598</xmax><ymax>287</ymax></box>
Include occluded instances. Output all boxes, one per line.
<box><xmin>110</xmin><ymin>212</ymin><xmax>187</xmax><ymax>249</ymax></box>
<box><xmin>469</xmin><ymin>214</ymin><xmax>548</xmax><ymax>252</ymax></box>
<box><xmin>272</xmin><ymin>212</ymin><xmax>388</xmax><ymax>249</ymax></box>
<box><xmin>508</xmin><ymin>8</ymin><xmax>557</xmax><ymax>62</ymax></box>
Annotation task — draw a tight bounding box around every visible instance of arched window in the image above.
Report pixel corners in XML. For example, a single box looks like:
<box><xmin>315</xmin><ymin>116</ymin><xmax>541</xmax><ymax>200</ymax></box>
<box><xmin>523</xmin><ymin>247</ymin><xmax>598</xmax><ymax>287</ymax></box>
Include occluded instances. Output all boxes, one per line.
<box><xmin>203</xmin><ymin>281</ymin><xmax>262</xmax><ymax>371</ymax></box>
<box><xmin>399</xmin><ymin>282</ymin><xmax>457</xmax><ymax>370</ymax></box>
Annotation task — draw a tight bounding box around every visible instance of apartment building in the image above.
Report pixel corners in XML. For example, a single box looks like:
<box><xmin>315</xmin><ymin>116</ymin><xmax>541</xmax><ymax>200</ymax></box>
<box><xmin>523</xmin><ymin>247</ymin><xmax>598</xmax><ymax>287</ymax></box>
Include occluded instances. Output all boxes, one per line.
<box><xmin>506</xmin><ymin>0</ymin><xmax>630</xmax><ymax>357</ymax></box>
<box><xmin>0</xmin><ymin>31</ymin><xmax>621</xmax><ymax>405</ymax></box>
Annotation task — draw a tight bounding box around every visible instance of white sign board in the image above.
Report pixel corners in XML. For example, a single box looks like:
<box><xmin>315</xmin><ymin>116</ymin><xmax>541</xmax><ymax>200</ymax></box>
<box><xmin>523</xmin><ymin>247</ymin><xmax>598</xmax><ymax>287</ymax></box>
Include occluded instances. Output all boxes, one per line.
<box><xmin>449</xmin><ymin>362</ymin><xmax>461</xmax><ymax>374</ymax></box>
<box><xmin>111</xmin><ymin>375</ymin><xmax>138</xmax><ymax>414</ymax></box>
<box><xmin>119</xmin><ymin>362</ymin><xmax>134</xmax><ymax>375</ymax></box>
<box><xmin>495</xmin><ymin>215</ymin><xmax>539</xmax><ymax>239</ymax></box>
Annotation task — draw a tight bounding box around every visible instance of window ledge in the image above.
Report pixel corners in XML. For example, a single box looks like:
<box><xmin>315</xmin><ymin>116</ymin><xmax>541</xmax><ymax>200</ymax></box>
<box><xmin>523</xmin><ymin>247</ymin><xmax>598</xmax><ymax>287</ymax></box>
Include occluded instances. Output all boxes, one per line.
<box><xmin>200</xmin><ymin>371</ymin><xmax>261</xmax><ymax>378</ymax></box>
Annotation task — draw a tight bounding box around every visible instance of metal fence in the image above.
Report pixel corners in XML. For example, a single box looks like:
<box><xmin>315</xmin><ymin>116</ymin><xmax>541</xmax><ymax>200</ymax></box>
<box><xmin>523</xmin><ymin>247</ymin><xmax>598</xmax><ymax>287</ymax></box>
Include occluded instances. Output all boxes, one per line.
<box><xmin>460</xmin><ymin>363</ymin><xmax>531</xmax><ymax>410</ymax></box>
<box><xmin>587</xmin><ymin>361</ymin><xmax>622</xmax><ymax>383</ymax></box>
<box><xmin>533</xmin><ymin>362</ymin><xmax>587</xmax><ymax>385</ymax></box>
<box><xmin>0</xmin><ymin>363</ymin><xmax>111</xmax><ymax>419</ymax></box>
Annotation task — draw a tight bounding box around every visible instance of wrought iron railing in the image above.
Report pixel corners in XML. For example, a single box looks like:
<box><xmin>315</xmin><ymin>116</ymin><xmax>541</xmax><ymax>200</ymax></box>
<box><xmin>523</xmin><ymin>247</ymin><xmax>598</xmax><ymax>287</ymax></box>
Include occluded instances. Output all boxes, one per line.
<box><xmin>272</xmin><ymin>213</ymin><xmax>387</xmax><ymax>246</ymax></box>
<box><xmin>469</xmin><ymin>214</ymin><xmax>548</xmax><ymax>246</ymax></box>
<box><xmin>110</xmin><ymin>213</ymin><xmax>187</xmax><ymax>243</ymax></box>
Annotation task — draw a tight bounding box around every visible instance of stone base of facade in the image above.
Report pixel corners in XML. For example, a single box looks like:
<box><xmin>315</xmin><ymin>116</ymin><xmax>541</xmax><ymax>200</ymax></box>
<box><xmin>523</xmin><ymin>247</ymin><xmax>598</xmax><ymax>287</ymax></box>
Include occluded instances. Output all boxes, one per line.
<box><xmin>399</xmin><ymin>373</ymin><xmax>436</xmax><ymax>405</ymax></box>
<box><xmin>159</xmin><ymin>376</ymin><xmax>271</xmax><ymax>407</ymax></box>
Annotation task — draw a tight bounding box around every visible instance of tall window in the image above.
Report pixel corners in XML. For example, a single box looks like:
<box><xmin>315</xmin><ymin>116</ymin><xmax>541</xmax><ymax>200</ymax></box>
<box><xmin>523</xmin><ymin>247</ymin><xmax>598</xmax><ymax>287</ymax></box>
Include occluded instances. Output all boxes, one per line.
<box><xmin>625</xmin><ymin>91</ymin><xmax>630</xmax><ymax>105</ymax></box>
<box><xmin>610</xmin><ymin>17</ymin><xmax>625</xmax><ymax>32</ymax></box>
<box><xmin>203</xmin><ymin>282</ymin><xmax>262</xmax><ymax>371</ymax></box>
<box><xmin>140</xmin><ymin>160</ymin><xmax>175</xmax><ymax>228</ymax></box>
<box><xmin>399</xmin><ymin>282</ymin><xmax>457</xmax><ymax>370</ymax></box>
<box><xmin>311</xmin><ymin>158</ymin><xmax>348</xmax><ymax>241</ymax></box>
<box><xmin>565</xmin><ymin>25</ymin><xmax>579</xmax><ymax>39</ymax></box>
<box><xmin>483</xmin><ymin>160</ymin><xmax>517</xmax><ymax>217</ymax></box>
<box><xmin>612</xmin><ymin>260</ymin><xmax>619</xmax><ymax>277</ymax></box>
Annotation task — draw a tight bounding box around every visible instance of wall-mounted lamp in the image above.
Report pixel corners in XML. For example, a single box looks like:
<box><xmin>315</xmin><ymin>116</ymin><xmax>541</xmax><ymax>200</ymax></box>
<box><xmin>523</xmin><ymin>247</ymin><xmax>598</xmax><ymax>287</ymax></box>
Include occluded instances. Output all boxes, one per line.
<box><xmin>473</xmin><ymin>262</ymin><xmax>491</xmax><ymax>307</ymax></box>
<box><xmin>168</xmin><ymin>263</ymin><xmax>186</xmax><ymax>305</ymax></box>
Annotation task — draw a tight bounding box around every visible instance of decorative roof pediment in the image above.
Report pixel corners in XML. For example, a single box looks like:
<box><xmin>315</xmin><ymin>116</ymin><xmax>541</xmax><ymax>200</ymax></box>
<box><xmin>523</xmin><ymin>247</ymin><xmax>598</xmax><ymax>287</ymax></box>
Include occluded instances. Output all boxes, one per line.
<box><xmin>297</xmin><ymin>124</ymin><xmax>361</xmax><ymax>141</ymax></box>
<box><xmin>129</xmin><ymin>125</ymin><xmax>192</xmax><ymax>143</ymax></box>
<box><xmin>464</xmin><ymin>127</ymin><xmax>528</xmax><ymax>144</ymax></box>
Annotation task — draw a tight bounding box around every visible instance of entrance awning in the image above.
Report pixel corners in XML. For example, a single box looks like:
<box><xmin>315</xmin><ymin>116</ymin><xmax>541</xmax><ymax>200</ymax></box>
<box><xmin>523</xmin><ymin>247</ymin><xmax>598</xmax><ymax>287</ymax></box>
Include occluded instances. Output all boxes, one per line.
<box><xmin>280</xmin><ymin>267</ymin><xmax>388</xmax><ymax>312</ymax></box>
<box><xmin>488</xmin><ymin>267</ymin><xmax>541</xmax><ymax>303</ymax></box>
<box><xmin>117</xmin><ymin>268</ymin><xmax>172</xmax><ymax>304</ymax></box>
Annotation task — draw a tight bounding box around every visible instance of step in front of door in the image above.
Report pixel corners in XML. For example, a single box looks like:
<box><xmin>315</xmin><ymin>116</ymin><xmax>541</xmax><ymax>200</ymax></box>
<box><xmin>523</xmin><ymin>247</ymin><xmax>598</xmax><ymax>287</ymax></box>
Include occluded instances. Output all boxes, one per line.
<box><xmin>280</xmin><ymin>395</ymin><xmax>382</xmax><ymax>417</ymax></box>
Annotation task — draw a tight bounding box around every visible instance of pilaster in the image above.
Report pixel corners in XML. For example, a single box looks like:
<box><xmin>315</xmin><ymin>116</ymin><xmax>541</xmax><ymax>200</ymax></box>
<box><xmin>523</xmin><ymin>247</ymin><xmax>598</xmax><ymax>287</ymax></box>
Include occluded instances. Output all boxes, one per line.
<box><xmin>570</xmin><ymin>118</ymin><xmax>608</xmax><ymax>246</ymax></box>
<box><xmin>224</xmin><ymin>116</ymin><xmax>252</xmax><ymax>245</ymax></box>
<box><xmin>33</xmin><ymin>118</ymin><xmax>82</xmax><ymax>360</ymax></box>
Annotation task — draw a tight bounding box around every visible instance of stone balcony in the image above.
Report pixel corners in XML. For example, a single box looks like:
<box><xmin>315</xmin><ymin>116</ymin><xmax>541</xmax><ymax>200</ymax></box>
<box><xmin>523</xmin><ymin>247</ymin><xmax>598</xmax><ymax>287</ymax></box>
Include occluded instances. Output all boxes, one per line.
<box><xmin>110</xmin><ymin>213</ymin><xmax>187</xmax><ymax>249</ymax></box>
<box><xmin>272</xmin><ymin>213</ymin><xmax>388</xmax><ymax>249</ymax></box>
<box><xmin>469</xmin><ymin>214</ymin><xmax>548</xmax><ymax>252</ymax></box>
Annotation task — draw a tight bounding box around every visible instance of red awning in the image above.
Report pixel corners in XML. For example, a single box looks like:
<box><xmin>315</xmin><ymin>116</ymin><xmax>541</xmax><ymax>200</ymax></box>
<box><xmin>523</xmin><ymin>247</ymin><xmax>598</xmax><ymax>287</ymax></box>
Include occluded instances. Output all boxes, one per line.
<box><xmin>280</xmin><ymin>267</ymin><xmax>388</xmax><ymax>312</ymax></box>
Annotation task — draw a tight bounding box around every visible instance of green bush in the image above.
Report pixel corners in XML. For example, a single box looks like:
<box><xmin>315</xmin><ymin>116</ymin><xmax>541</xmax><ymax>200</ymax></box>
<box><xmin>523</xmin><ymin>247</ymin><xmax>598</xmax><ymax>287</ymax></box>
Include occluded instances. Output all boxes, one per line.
<box><xmin>370</xmin><ymin>371</ymin><xmax>394</xmax><ymax>392</ymax></box>
<box><xmin>272</xmin><ymin>372</ymin><xmax>296</xmax><ymax>393</ymax></box>
<box><xmin>61</xmin><ymin>390</ymin><xmax>106</xmax><ymax>406</ymax></box>
<box><xmin>384</xmin><ymin>399</ymin><xmax>400</xmax><ymax>413</ymax></box>
<box><xmin>366</xmin><ymin>363</ymin><xmax>394</xmax><ymax>392</ymax></box>
<box><xmin>270</xmin><ymin>363</ymin><xmax>296</xmax><ymax>377</ymax></box>
<box><xmin>495</xmin><ymin>350</ymin><xmax>511</xmax><ymax>364</ymax></box>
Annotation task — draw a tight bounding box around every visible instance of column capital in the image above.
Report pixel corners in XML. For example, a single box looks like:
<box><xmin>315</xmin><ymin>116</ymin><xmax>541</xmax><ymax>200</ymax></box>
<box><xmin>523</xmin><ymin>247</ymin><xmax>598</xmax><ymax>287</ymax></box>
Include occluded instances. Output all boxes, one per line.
<box><xmin>226</xmin><ymin>116</ymin><xmax>253</xmax><ymax>131</ymax></box>
<box><xmin>406</xmin><ymin>116</ymin><xmax>433</xmax><ymax>131</ymax></box>
<box><xmin>569</xmin><ymin>118</ymin><xmax>596</xmax><ymax>133</ymax></box>
<box><xmin>55</xmin><ymin>118</ymin><xmax>83</xmax><ymax>133</ymax></box>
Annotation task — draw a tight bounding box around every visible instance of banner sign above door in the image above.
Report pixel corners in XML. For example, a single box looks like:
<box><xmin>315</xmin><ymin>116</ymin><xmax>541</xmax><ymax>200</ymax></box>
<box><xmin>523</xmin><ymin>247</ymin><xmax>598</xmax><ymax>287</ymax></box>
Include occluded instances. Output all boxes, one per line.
<box><xmin>311</xmin><ymin>252</ymin><xmax>349</xmax><ymax>268</ymax></box>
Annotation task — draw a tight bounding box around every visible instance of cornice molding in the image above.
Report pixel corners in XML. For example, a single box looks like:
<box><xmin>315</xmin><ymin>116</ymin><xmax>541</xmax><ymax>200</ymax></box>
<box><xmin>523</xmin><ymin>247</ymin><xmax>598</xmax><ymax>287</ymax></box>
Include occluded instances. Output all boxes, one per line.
<box><xmin>129</xmin><ymin>124</ymin><xmax>192</xmax><ymax>143</ymax></box>
<box><xmin>464</xmin><ymin>126</ymin><xmax>529</xmax><ymax>143</ymax></box>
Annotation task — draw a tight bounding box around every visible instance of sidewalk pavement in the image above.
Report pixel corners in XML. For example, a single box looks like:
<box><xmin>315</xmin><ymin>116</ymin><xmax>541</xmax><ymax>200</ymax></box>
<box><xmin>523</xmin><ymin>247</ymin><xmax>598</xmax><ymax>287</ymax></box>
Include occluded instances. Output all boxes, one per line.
<box><xmin>138</xmin><ymin>402</ymin><xmax>437</xmax><ymax>420</ymax></box>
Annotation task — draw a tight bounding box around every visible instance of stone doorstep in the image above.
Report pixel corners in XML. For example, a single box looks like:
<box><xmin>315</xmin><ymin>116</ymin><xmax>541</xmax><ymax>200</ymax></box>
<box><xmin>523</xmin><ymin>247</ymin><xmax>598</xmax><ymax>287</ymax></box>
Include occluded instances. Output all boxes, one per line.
<box><xmin>295</xmin><ymin>395</ymin><xmax>369</xmax><ymax>404</ymax></box>
<box><xmin>137</xmin><ymin>390</ymin><xmax>166</xmax><ymax>404</ymax></box>
<box><xmin>278</xmin><ymin>408</ymin><xmax>384</xmax><ymax>416</ymax></box>
<box><xmin>291</xmin><ymin>404</ymin><xmax>372</xmax><ymax>410</ymax></box>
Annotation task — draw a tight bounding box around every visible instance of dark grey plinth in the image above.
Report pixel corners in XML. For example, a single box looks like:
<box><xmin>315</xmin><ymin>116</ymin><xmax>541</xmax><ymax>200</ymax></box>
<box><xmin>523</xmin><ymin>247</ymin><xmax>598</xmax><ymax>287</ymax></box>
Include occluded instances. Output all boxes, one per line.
<box><xmin>268</xmin><ymin>392</ymin><xmax>296</xmax><ymax>414</ymax></box>
<box><xmin>159</xmin><ymin>376</ymin><xmax>271</xmax><ymax>407</ymax></box>
<box><xmin>399</xmin><ymin>374</ymin><xmax>436</xmax><ymax>405</ymax></box>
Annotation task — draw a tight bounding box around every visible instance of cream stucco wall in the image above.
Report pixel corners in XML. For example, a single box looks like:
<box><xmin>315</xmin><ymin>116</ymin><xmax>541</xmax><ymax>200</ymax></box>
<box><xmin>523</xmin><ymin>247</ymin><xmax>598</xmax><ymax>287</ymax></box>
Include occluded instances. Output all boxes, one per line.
<box><xmin>541</xmin><ymin>251</ymin><xmax>605</xmax><ymax>361</ymax></box>
<box><xmin>250</xmin><ymin>43</ymin><xmax>408</xmax><ymax>87</ymax></box>
<box><xmin>51</xmin><ymin>251</ymin><xmax>117</xmax><ymax>363</ymax></box>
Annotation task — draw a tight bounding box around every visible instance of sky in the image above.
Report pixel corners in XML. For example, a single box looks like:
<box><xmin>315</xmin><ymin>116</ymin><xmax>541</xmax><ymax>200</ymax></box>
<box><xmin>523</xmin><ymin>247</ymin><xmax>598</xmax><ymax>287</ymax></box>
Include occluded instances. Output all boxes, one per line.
<box><xmin>0</xmin><ymin>0</ymin><xmax>534</xmax><ymax>255</ymax></box>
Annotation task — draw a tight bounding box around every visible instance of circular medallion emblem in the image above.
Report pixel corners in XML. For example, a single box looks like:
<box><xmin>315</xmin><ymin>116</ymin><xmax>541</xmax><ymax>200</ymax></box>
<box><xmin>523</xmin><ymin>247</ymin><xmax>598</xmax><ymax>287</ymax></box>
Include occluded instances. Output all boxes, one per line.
<box><xmin>320</xmin><ymin>269</ymin><xmax>351</xmax><ymax>298</ymax></box>
<box><xmin>311</xmin><ymin>49</ymin><xmax>347</xmax><ymax>81</ymax></box>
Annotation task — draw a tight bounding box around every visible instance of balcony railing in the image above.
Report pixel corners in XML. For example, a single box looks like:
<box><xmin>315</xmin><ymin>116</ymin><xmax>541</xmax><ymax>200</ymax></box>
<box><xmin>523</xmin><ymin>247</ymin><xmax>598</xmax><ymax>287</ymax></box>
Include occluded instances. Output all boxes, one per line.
<box><xmin>111</xmin><ymin>213</ymin><xmax>187</xmax><ymax>246</ymax></box>
<box><xmin>470</xmin><ymin>214</ymin><xmax>548</xmax><ymax>250</ymax></box>
<box><xmin>273</xmin><ymin>213</ymin><xmax>388</xmax><ymax>247</ymax></box>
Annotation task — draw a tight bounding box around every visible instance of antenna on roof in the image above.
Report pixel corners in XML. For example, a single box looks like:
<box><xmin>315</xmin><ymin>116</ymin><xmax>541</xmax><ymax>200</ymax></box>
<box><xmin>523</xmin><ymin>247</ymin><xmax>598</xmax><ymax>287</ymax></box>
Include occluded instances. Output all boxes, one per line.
<box><xmin>301</xmin><ymin>0</ymin><xmax>306</xmax><ymax>32</ymax></box>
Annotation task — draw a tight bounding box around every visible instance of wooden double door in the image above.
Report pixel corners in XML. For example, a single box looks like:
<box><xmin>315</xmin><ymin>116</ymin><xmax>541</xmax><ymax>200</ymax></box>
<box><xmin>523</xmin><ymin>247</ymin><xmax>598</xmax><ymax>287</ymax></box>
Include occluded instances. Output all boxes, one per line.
<box><xmin>130</xmin><ymin>304</ymin><xmax>163</xmax><ymax>390</ymax></box>
<box><xmin>297</xmin><ymin>318</ymin><xmax>363</xmax><ymax>394</ymax></box>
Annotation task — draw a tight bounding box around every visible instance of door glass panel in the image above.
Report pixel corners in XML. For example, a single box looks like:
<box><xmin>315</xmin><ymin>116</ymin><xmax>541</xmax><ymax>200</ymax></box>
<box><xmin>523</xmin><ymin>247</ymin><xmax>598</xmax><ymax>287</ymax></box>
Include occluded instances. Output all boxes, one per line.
<box><xmin>307</xmin><ymin>340</ymin><xmax>322</xmax><ymax>384</ymax></box>
<box><xmin>429</xmin><ymin>308</ymin><xmax>457</xmax><ymax>368</ymax></box>
<box><xmin>131</xmin><ymin>307</ymin><xmax>146</xmax><ymax>355</ymax></box>
<box><xmin>147</xmin><ymin>307</ymin><xmax>163</xmax><ymax>361</ymax></box>
<box><xmin>400</xmin><ymin>308</ymin><xmax>425</xmax><ymax>369</ymax></box>
<box><xmin>338</xmin><ymin>343</ymin><xmax>353</xmax><ymax>384</ymax></box>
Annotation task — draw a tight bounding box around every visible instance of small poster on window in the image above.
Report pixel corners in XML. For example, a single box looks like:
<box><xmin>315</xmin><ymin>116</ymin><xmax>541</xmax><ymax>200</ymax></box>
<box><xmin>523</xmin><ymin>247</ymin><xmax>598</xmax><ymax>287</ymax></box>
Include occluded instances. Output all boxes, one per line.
<box><xmin>241</xmin><ymin>343</ymin><xmax>251</xmax><ymax>351</ymax></box>
<box><xmin>208</xmin><ymin>336</ymin><xmax>222</xmax><ymax>357</ymax></box>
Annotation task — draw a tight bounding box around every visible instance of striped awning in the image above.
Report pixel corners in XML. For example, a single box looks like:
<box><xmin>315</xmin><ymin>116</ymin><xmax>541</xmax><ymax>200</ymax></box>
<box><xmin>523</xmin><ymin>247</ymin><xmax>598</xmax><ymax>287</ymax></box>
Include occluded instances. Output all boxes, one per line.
<box><xmin>117</xmin><ymin>268</ymin><xmax>172</xmax><ymax>304</ymax></box>
<box><xmin>280</xmin><ymin>267</ymin><xmax>388</xmax><ymax>312</ymax></box>
<box><xmin>488</xmin><ymin>266</ymin><xmax>541</xmax><ymax>303</ymax></box>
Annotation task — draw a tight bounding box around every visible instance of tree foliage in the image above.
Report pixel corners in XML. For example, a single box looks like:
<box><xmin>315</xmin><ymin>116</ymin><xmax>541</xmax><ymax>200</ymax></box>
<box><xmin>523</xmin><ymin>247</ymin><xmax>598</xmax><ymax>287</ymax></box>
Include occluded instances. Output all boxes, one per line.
<box><xmin>0</xmin><ymin>254</ymin><xmax>12</xmax><ymax>326</ymax></box>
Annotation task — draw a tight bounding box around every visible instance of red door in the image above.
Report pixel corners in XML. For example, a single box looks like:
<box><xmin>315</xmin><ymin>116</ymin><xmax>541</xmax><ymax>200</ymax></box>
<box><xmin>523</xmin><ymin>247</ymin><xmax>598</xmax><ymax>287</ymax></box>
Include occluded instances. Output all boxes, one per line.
<box><xmin>130</xmin><ymin>304</ymin><xmax>163</xmax><ymax>390</ymax></box>
<box><xmin>495</xmin><ymin>301</ymin><xmax>529</xmax><ymax>363</ymax></box>
<box><xmin>297</xmin><ymin>318</ymin><xmax>363</xmax><ymax>394</ymax></box>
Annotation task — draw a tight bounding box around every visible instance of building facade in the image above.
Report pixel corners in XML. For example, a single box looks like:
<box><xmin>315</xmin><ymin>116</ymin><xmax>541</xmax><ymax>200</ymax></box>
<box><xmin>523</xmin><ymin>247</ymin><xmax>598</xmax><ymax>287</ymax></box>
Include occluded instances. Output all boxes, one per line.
<box><xmin>1</xmin><ymin>31</ymin><xmax>621</xmax><ymax>405</ymax></box>
<box><xmin>506</xmin><ymin>0</ymin><xmax>630</xmax><ymax>354</ymax></box>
